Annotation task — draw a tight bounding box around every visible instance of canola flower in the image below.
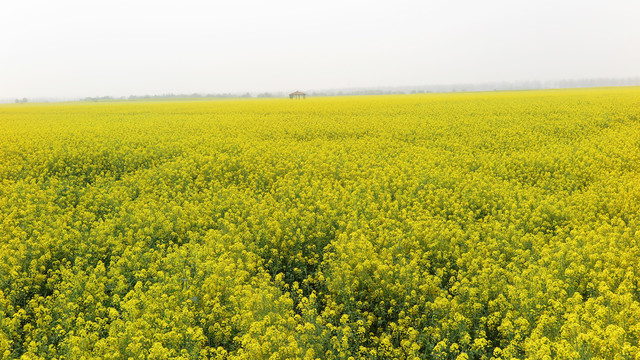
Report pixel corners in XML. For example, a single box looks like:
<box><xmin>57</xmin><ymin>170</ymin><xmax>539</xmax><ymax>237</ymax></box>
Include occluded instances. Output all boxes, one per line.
<box><xmin>0</xmin><ymin>87</ymin><xmax>640</xmax><ymax>359</ymax></box>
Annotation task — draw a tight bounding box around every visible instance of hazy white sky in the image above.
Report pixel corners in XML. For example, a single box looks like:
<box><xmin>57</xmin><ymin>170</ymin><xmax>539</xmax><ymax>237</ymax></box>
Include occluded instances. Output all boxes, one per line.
<box><xmin>1</xmin><ymin>0</ymin><xmax>638</xmax><ymax>98</ymax></box>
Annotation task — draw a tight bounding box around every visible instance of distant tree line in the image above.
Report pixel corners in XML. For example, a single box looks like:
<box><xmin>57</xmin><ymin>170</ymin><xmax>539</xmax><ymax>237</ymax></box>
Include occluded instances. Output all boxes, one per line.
<box><xmin>310</xmin><ymin>77</ymin><xmax>640</xmax><ymax>96</ymax></box>
<box><xmin>82</xmin><ymin>93</ymin><xmax>257</xmax><ymax>102</ymax></box>
<box><xmin>74</xmin><ymin>76</ymin><xmax>640</xmax><ymax>102</ymax></box>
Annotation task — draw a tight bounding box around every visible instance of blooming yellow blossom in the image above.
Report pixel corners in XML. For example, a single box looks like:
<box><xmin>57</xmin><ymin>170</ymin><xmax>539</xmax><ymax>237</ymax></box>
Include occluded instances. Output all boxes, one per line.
<box><xmin>1</xmin><ymin>87</ymin><xmax>639</xmax><ymax>358</ymax></box>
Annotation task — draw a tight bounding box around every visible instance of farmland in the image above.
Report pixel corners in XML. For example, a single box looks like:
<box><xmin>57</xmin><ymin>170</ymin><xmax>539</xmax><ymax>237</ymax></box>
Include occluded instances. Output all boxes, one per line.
<box><xmin>1</xmin><ymin>87</ymin><xmax>640</xmax><ymax>359</ymax></box>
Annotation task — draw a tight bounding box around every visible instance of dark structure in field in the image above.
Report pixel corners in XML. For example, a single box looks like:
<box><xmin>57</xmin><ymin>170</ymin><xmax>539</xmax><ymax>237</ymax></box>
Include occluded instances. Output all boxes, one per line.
<box><xmin>289</xmin><ymin>91</ymin><xmax>306</xmax><ymax>100</ymax></box>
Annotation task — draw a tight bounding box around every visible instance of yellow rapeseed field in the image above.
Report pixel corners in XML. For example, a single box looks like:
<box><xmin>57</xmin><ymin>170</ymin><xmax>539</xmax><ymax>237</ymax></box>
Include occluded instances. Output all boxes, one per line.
<box><xmin>1</xmin><ymin>87</ymin><xmax>640</xmax><ymax>359</ymax></box>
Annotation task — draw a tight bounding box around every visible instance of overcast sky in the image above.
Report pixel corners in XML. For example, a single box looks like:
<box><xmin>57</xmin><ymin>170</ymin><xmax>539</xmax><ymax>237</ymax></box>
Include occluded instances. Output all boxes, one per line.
<box><xmin>1</xmin><ymin>0</ymin><xmax>638</xmax><ymax>98</ymax></box>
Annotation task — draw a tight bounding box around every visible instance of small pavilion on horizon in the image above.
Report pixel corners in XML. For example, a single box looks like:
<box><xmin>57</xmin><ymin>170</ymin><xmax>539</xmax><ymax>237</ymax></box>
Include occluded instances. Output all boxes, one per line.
<box><xmin>289</xmin><ymin>91</ymin><xmax>306</xmax><ymax>100</ymax></box>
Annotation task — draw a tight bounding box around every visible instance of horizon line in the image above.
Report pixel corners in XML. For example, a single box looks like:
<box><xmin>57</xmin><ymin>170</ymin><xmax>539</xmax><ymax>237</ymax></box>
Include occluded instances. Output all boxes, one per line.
<box><xmin>3</xmin><ymin>76</ymin><xmax>640</xmax><ymax>104</ymax></box>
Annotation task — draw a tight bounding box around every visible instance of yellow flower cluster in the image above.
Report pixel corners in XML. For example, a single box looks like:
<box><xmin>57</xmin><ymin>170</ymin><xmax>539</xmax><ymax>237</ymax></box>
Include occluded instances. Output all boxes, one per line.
<box><xmin>1</xmin><ymin>87</ymin><xmax>640</xmax><ymax>359</ymax></box>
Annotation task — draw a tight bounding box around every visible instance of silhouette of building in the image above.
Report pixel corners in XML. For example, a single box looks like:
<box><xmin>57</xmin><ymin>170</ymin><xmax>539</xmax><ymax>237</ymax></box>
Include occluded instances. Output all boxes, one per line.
<box><xmin>289</xmin><ymin>91</ymin><xmax>306</xmax><ymax>100</ymax></box>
